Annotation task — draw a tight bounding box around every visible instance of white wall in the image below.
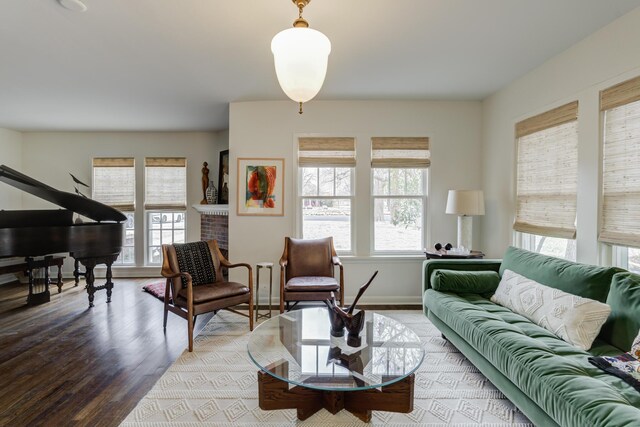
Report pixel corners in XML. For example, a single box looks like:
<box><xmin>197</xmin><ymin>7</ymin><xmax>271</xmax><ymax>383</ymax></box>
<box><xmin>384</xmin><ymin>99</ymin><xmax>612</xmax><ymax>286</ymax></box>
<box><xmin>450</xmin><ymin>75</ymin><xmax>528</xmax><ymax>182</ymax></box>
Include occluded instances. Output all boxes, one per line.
<box><xmin>481</xmin><ymin>7</ymin><xmax>640</xmax><ymax>262</ymax></box>
<box><xmin>229</xmin><ymin>100</ymin><xmax>482</xmax><ymax>304</ymax></box>
<box><xmin>21</xmin><ymin>131</ymin><xmax>223</xmax><ymax>276</ymax></box>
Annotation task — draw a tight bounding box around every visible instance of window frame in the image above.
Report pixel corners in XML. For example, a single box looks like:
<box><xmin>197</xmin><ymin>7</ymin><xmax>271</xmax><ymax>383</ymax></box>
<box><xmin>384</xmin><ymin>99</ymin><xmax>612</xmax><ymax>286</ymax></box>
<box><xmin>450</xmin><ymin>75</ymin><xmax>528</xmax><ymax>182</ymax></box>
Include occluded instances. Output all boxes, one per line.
<box><xmin>145</xmin><ymin>211</ymin><xmax>187</xmax><ymax>266</ymax></box>
<box><xmin>296</xmin><ymin>166</ymin><xmax>356</xmax><ymax>255</ymax></box>
<box><xmin>144</xmin><ymin>157</ymin><xmax>188</xmax><ymax>266</ymax></box>
<box><xmin>370</xmin><ymin>168</ymin><xmax>428</xmax><ymax>255</ymax></box>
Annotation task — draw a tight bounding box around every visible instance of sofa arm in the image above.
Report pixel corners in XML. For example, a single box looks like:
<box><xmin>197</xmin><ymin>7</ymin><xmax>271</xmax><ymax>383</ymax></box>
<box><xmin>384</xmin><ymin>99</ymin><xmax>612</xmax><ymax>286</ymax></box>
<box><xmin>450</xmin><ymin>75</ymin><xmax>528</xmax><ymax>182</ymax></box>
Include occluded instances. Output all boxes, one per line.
<box><xmin>422</xmin><ymin>259</ymin><xmax>502</xmax><ymax>293</ymax></box>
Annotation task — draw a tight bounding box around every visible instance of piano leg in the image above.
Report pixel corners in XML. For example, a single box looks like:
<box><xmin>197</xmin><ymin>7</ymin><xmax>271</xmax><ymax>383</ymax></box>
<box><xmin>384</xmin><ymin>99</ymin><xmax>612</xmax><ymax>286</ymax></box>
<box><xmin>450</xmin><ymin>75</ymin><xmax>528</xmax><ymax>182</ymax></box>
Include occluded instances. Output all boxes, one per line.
<box><xmin>76</xmin><ymin>254</ymin><xmax>119</xmax><ymax>308</ymax></box>
<box><xmin>105</xmin><ymin>261</ymin><xmax>114</xmax><ymax>303</ymax></box>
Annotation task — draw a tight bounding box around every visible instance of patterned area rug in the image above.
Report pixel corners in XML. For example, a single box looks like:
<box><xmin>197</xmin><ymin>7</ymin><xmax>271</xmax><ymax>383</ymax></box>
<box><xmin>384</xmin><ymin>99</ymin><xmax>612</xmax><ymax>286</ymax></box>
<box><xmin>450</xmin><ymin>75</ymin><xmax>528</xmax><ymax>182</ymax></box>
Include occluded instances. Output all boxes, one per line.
<box><xmin>121</xmin><ymin>311</ymin><xmax>532</xmax><ymax>426</ymax></box>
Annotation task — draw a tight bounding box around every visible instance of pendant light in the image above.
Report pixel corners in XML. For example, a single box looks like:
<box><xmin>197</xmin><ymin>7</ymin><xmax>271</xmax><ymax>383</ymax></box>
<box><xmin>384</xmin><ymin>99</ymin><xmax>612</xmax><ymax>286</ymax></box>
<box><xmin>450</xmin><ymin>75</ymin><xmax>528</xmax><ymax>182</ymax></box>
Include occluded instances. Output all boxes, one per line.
<box><xmin>271</xmin><ymin>0</ymin><xmax>331</xmax><ymax>114</ymax></box>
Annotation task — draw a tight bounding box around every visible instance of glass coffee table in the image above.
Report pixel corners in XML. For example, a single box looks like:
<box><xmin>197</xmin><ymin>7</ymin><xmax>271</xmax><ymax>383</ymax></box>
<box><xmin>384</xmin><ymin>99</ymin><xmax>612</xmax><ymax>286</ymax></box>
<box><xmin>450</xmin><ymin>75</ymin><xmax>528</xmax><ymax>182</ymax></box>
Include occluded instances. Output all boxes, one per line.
<box><xmin>247</xmin><ymin>307</ymin><xmax>424</xmax><ymax>422</ymax></box>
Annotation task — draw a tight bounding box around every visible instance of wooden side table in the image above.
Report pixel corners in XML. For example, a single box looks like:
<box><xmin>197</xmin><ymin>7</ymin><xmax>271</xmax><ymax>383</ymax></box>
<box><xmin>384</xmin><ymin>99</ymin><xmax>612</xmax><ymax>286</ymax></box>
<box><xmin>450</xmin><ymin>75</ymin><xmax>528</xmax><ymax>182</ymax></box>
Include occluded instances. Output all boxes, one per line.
<box><xmin>424</xmin><ymin>249</ymin><xmax>485</xmax><ymax>259</ymax></box>
<box><xmin>256</xmin><ymin>262</ymin><xmax>274</xmax><ymax>321</ymax></box>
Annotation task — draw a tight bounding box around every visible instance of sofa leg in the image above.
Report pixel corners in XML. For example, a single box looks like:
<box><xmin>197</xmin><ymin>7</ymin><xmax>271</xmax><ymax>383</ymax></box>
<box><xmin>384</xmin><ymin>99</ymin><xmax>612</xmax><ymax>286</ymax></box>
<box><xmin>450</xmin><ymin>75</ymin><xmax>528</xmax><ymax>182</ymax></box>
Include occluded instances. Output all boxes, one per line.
<box><xmin>441</xmin><ymin>333</ymin><xmax>448</xmax><ymax>341</ymax></box>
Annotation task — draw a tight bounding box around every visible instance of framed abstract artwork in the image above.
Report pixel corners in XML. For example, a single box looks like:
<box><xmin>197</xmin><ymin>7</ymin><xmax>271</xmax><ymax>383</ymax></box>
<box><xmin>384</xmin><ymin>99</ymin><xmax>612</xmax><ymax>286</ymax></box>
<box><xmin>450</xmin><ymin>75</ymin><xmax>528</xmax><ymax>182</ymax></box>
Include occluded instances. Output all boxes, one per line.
<box><xmin>237</xmin><ymin>158</ymin><xmax>285</xmax><ymax>216</ymax></box>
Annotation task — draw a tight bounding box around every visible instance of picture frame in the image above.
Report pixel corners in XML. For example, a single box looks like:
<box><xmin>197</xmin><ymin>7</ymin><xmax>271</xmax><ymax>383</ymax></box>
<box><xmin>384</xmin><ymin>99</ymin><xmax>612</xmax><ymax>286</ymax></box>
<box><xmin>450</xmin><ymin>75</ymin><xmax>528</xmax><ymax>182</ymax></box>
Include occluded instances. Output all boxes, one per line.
<box><xmin>237</xmin><ymin>157</ymin><xmax>285</xmax><ymax>216</ymax></box>
<box><xmin>217</xmin><ymin>150</ymin><xmax>229</xmax><ymax>204</ymax></box>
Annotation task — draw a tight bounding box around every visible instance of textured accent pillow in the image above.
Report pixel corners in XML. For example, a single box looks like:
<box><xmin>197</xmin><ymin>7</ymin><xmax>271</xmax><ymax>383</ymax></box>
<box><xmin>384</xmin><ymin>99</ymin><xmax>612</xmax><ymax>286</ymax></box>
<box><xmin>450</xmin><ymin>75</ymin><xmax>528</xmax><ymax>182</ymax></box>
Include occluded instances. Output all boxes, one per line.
<box><xmin>174</xmin><ymin>241</ymin><xmax>216</xmax><ymax>288</ymax></box>
<box><xmin>633</xmin><ymin>329</ymin><xmax>640</xmax><ymax>359</ymax></box>
<box><xmin>430</xmin><ymin>270</ymin><xmax>501</xmax><ymax>294</ymax></box>
<box><xmin>491</xmin><ymin>269</ymin><xmax>611</xmax><ymax>350</ymax></box>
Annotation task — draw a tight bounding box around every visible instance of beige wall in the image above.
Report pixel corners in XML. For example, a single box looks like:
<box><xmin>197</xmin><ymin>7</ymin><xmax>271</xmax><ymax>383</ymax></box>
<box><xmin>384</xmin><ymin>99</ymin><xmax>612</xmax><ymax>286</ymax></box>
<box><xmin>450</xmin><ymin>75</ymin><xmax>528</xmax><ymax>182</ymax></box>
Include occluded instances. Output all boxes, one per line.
<box><xmin>0</xmin><ymin>127</ymin><xmax>23</xmax><ymax>209</ymax></box>
<box><xmin>481</xmin><ymin>7</ymin><xmax>640</xmax><ymax>261</ymax></box>
<box><xmin>0</xmin><ymin>128</ymin><xmax>24</xmax><ymax>283</ymax></box>
<box><xmin>229</xmin><ymin>100</ymin><xmax>482</xmax><ymax>304</ymax></box>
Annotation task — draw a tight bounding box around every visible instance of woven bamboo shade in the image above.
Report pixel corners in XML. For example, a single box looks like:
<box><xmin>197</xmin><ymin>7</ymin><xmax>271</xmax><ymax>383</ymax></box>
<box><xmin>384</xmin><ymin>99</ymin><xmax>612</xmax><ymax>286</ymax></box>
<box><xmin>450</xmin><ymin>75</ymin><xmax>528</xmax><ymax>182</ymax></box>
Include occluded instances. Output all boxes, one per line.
<box><xmin>92</xmin><ymin>157</ymin><xmax>135</xmax><ymax>211</ymax></box>
<box><xmin>371</xmin><ymin>137</ymin><xmax>430</xmax><ymax>168</ymax></box>
<box><xmin>92</xmin><ymin>157</ymin><xmax>135</xmax><ymax>168</ymax></box>
<box><xmin>144</xmin><ymin>157</ymin><xmax>187</xmax><ymax>210</ymax></box>
<box><xmin>515</xmin><ymin>102</ymin><xmax>578</xmax><ymax>138</ymax></box>
<box><xmin>600</xmin><ymin>75</ymin><xmax>640</xmax><ymax>112</ymax></box>
<box><xmin>298</xmin><ymin>137</ymin><xmax>356</xmax><ymax>167</ymax></box>
<box><xmin>599</xmin><ymin>96</ymin><xmax>640</xmax><ymax>247</ymax></box>
<box><xmin>144</xmin><ymin>157</ymin><xmax>186</xmax><ymax>167</ymax></box>
<box><xmin>514</xmin><ymin>115</ymin><xmax>578</xmax><ymax>239</ymax></box>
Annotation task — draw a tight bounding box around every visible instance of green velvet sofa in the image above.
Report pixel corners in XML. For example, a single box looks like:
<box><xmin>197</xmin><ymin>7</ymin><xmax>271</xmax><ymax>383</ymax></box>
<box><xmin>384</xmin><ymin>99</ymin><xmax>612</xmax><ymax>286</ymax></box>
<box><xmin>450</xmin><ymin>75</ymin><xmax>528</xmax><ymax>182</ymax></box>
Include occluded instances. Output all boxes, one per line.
<box><xmin>422</xmin><ymin>246</ymin><xmax>640</xmax><ymax>427</ymax></box>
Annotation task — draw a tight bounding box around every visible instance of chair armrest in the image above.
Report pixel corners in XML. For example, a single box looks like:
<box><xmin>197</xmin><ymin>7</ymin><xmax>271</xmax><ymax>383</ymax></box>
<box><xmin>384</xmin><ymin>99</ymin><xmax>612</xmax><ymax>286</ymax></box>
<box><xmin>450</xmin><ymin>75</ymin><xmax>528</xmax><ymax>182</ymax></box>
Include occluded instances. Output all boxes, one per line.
<box><xmin>279</xmin><ymin>257</ymin><xmax>287</xmax><ymax>269</ymax></box>
<box><xmin>161</xmin><ymin>271</ymin><xmax>193</xmax><ymax>282</ymax></box>
<box><xmin>332</xmin><ymin>255</ymin><xmax>342</xmax><ymax>266</ymax></box>
<box><xmin>224</xmin><ymin>262</ymin><xmax>251</xmax><ymax>270</ymax></box>
<box><xmin>422</xmin><ymin>259</ymin><xmax>502</xmax><ymax>293</ymax></box>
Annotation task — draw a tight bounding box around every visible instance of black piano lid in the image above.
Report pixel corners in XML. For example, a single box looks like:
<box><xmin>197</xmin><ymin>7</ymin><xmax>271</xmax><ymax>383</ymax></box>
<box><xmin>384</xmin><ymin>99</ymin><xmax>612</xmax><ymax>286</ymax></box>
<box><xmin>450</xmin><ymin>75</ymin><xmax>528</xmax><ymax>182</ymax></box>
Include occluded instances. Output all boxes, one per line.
<box><xmin>0</xmin><ymin>165</ymin><xmax>126</xmax><ymax>223</ymax></box>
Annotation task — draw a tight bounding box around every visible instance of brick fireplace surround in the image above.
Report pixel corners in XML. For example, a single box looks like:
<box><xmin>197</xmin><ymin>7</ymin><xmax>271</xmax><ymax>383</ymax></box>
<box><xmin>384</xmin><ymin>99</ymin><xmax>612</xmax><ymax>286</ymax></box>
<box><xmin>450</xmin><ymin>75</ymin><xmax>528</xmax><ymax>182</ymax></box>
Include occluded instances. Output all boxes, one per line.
<box><xmin>192</xmin><ymin>204</ymin><xmax>228</xmax><ymax>260</ymax></box>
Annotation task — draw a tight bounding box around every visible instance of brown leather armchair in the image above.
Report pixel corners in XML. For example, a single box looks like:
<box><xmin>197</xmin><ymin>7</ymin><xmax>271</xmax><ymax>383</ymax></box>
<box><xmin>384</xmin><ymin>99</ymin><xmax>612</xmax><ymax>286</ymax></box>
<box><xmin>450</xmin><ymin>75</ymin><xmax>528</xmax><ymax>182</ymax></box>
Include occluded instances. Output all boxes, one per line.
<box><xmin>279</xmin><ymin>236</ymin><xmax>344</xmax><ymax>313</ymax></box>
<box><xmin>161</xmin><ymin>240</ymin><xmax>253</xmax><ymax>351</ymax></box>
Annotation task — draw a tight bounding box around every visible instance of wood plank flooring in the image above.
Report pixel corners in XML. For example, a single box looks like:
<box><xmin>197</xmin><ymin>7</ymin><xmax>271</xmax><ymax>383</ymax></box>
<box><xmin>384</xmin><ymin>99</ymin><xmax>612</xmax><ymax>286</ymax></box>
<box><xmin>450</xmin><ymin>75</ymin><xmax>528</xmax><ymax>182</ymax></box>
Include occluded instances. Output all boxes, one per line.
<box><xmin>0</xmin><ymin>278</ymin><xmax>422</xmax><ymax>426</ymax></box>
<box><xmin>0</xmin><ymin>278</ymin><xmax>213</xmax><ymax>427</ymax></box>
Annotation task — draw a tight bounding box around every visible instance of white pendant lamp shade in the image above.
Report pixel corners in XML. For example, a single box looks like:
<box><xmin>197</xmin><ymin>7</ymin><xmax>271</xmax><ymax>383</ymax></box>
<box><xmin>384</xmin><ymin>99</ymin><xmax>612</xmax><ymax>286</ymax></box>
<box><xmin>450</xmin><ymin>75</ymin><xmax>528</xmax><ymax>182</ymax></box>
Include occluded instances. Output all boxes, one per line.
<box><xmin>271</xmin><ymin>27</ymin><xmax>331</xmax><ymax>103</ymax></box>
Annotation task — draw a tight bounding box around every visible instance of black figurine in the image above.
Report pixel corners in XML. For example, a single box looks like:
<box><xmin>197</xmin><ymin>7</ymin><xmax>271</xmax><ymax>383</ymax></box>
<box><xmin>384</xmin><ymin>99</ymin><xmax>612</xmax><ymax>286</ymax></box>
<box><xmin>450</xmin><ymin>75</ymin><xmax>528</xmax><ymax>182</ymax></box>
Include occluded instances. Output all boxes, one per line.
<box><xmin>325</xmin><ymin>271</ymin><xmax>378</xmax><ymax>346</ymax></box>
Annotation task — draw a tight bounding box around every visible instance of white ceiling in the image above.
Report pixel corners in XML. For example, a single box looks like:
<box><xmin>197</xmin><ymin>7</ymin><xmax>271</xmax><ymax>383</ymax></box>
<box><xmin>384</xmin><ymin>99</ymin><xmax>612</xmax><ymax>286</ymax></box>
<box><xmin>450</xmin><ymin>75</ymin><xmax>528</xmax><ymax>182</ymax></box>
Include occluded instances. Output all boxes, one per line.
<box><xmin>1</xmin><ymin>0</ymin><xmax>639</xmax><ymax>131</ymax></box>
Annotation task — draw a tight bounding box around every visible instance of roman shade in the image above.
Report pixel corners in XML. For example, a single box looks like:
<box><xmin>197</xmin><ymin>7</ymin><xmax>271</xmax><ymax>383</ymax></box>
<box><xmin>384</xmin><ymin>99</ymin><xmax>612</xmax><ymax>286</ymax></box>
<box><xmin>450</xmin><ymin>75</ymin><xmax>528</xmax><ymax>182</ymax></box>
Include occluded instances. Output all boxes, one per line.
<box><xmin>599</xmin><ymin>75</ymin><xmax>640</xmax><ymax>247</ymax></box>
<box><xmin>371</xmin><ymin>137</ymin><xmax>430</xmax><ymax>168</ymax></box>
<box><xmin>513</xmin><ymin>102</ymin><xmax>579</xmax><ymax>239</ymax></box>
<box><xmin>92</xmin><ymin>157</ymin><xmax>135</xmax><ymax>211</ymax></box>
<box><xmin>144</xmin><ymin>157</ymin><xmax>187</xmax><ymax>210</ymax></box>
<box><xmin>298</xmin><ymin>137</ymin><xmax>356</xmax><ymax>167</ymax></box>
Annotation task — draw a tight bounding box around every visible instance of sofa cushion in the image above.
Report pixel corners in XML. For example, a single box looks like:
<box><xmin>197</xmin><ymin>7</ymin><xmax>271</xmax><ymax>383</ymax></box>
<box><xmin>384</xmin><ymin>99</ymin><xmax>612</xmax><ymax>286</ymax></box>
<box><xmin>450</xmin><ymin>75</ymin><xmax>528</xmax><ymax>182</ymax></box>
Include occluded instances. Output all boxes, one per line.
<box><xmin>425</xmin><ymin>289</ymin><xmax>640</xmax><ymax>427</ymax></box>
<box><xmin>600</xmin><ymin>272</ymin><xmax>640</xmax><ymax>351</ymax></box>
<box><xmin>430</xmin><ymin>269</ymin><xmax>500</xmax><ymax>294</ymax></box>
<box><xmin>491</xmin><ymin>269</ymin><xmax>611</xmax><ymax>350</ymax></box>
<box><xmin>499</xmin><ymin>246</ymin><xmax>620</xmax><ymax>302</ymax></box>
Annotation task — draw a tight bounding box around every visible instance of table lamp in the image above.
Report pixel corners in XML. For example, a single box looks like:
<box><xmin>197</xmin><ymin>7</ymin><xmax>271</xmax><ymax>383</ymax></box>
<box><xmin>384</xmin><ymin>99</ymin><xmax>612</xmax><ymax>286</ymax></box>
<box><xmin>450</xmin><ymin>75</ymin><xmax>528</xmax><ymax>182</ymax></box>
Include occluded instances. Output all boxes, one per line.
<box><xmin>445</xmin><ymin>190</ymin><xmax>485</xmax><ymax>250</ymax></box>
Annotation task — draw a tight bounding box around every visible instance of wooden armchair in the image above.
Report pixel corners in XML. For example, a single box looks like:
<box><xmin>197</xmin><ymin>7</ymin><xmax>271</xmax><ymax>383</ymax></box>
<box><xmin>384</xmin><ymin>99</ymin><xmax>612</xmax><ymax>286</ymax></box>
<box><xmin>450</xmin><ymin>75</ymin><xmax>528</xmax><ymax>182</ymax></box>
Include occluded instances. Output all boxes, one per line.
<box><xmin>279</xmin><ymin>236</ymin><xmax>344</xmax><ymax>313</ymax></box>
<box><xmin>161</xmin><ymin>240</ymin><xmax>253</xmax><ymax>351</ymax></box>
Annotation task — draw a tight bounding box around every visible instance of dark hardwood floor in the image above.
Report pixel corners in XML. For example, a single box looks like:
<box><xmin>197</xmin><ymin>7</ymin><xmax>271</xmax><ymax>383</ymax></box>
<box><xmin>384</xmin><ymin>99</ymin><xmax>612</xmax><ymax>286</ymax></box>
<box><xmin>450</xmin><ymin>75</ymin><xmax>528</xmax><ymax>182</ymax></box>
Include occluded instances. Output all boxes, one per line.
<box><xmin>0</xmin><ymin>278</ymin><xmax>213</xmax><ymax>427</ymax></box>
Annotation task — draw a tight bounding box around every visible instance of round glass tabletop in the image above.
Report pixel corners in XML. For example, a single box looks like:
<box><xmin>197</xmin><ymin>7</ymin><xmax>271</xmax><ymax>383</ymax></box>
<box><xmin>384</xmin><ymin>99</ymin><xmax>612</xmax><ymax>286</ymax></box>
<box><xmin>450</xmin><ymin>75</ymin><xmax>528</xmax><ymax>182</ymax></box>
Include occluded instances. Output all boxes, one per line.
<box><xmin>247</xmin><ymin>307</ymin><xmax>424</xmax><ymax>391</ymax></box>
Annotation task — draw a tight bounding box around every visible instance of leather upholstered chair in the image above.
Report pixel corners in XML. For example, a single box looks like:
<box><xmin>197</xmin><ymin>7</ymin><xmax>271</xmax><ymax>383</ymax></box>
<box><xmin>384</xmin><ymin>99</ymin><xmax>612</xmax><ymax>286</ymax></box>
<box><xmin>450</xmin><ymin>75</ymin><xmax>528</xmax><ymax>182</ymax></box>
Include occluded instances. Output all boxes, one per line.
<box><xmin>279</xmin><ymin>236</ymin><xmax>344</xmax><ymax>313</ymax></box>
<box><xmin>161</xmin><ymin>240</ymin><xmax>253</xmax><ymax>351</ymax></box>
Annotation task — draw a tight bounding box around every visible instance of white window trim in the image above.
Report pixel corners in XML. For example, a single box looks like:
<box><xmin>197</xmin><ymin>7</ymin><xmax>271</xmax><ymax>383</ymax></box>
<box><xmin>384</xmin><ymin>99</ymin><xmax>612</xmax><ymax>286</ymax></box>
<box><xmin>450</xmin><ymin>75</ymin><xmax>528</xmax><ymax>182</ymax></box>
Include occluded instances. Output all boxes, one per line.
<box><xmin>296</xmin><ymin>167</ymin><xmax>356</xmax><ymax>255</ymax></box>
<box><xmin>370</xmin><ymin>168</ymin><xmax>428</xmax><ymax>255</ymax></box>
<box><xmin>144</xmin><ymin>210</ymin><xmax>187</xmax><ymax>266</ymax></box>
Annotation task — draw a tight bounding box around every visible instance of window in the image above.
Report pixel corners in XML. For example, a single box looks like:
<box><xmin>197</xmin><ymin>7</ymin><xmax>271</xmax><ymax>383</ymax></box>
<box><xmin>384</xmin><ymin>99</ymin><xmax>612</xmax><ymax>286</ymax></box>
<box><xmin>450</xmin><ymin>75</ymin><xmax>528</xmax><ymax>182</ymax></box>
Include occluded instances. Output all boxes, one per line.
<box><xmin>613</xmin><ymin>246</ymin><xmax>640</xmax><ymax>274</ymax></box>
<box><xmin>298</xmin><ymin>137</ymin><xmax>355</xmax><ymax>252</ymax></box>
<box><xmin>520</xmin><ymin>233</ymin><xmax>576</xmax><ymax>261</ymax></box>
<box><xmin>92</xmin><ymin>157</ymin><xmax>135</xmax><ymax>265</ymax></box>
<box><xmin>599</xmin><ymin>76</ymin><xmax>640</xmax><ymax>257</ymax></box>
<box><xmin>145</xmin><ymin>157</ymin><xmax>187</xmax><ymax>264</ymax></box>
<box><xmin>371</xmin><ymin>137</ymin><xmax>429</xmax><ymax>252</ymax></box>
<box><xmin>514</xmin><ymin>102</ymin><xmax>578</xmax><ymax>260</ymax></box>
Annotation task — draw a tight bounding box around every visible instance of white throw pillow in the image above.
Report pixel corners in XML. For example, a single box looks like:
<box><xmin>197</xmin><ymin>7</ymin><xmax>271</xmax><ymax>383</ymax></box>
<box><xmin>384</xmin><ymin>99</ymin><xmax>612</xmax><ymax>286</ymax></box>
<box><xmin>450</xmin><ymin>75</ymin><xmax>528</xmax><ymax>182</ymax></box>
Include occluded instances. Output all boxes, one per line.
<box><xmin>633</xmin><ymin>329</ymin><xmax>640</xmax><ymax>359</ymax></box>
<box><xmin>491</xmin><ymin>269</ymin><xmax>611</xmax><ymax>350</ymax></box>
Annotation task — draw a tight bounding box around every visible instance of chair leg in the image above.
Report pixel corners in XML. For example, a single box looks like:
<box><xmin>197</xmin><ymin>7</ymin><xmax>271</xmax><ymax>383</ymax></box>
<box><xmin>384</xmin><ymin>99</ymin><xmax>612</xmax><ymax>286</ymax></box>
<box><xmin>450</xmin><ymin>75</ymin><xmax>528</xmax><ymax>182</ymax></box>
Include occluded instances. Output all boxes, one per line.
<box><xmin>249</xmin><ymin>298</ymin><xmax>254</xmax><ymax>331</ymax></box>
<box><xmin>279</xmin><ymin>298</ymin><xmax>285</xmax><ymax>314</ymax></box>
<box><xmin>163</xmin><ymin>302</ymin><xmax>169</xmax><ymax>331</ymax></box>
<box><xmin>193</xmin><ymin>315</ymin><xmax>198</xmax><ymax>325</ymax></box>
<box><xmin>187</xmin><ymin>315</ymin><xmax>194</xmax><ymax>352</ymax></box>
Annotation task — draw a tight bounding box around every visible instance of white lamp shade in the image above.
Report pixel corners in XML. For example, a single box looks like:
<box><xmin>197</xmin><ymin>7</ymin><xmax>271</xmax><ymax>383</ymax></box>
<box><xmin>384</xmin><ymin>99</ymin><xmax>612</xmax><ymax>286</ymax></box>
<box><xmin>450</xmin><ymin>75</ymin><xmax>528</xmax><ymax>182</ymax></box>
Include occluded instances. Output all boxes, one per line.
<box><xmin>446</xmin><ymin>190</ymin><xmax>485</xmax><ymax>216</ymax></box>
<box><xmin>271</xmin><ymin>27</ymin><xmax>331</xmax><ymax>103</ymax></box>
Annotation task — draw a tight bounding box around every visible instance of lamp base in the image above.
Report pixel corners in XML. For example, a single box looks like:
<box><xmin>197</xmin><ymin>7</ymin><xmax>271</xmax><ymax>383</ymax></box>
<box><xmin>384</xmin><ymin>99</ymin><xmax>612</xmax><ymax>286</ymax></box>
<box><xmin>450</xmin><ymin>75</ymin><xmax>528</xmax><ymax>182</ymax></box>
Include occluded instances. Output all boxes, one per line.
<box><xmin>457</xmin><ymin>215</ymin><xmax>473</xmax><ymax>250</ymax></box>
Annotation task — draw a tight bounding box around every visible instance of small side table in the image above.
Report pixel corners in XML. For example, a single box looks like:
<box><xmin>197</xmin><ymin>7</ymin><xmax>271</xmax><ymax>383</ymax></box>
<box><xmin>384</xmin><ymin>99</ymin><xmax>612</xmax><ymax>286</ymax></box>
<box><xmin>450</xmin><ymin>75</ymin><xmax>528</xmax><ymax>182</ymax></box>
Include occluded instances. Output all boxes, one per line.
<box><xmin>424</xmin><ymin>249</ymin><xmax>485</xmax><ymax>259</ymax></box>
<box><xmin>255</xmin><ymin>262</ymin><xmax>274</xmax><ymax>321</ymax></box>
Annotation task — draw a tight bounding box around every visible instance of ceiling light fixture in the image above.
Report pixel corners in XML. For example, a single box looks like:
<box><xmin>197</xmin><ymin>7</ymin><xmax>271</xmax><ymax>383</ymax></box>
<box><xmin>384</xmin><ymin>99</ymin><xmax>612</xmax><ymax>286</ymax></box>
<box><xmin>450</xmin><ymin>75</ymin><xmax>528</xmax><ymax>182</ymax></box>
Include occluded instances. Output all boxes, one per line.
<box><xmin>271</xmin><ymin>0</ymin><xmax>331</xmax><ymax>114</ymax></box>
<box><xmin>58</xmin><ymin>0</ymin><xmax>87</xmax><ymax>12</ymax></box>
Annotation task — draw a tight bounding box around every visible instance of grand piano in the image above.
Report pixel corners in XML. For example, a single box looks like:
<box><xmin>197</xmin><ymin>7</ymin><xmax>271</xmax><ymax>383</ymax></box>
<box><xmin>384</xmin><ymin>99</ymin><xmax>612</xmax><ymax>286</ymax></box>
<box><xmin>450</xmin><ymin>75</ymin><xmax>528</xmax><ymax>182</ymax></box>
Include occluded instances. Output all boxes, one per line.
<box><xmin>0</xmin><ymin>165</ymin><xmax>125</xmax><ymax>307</ymax></box>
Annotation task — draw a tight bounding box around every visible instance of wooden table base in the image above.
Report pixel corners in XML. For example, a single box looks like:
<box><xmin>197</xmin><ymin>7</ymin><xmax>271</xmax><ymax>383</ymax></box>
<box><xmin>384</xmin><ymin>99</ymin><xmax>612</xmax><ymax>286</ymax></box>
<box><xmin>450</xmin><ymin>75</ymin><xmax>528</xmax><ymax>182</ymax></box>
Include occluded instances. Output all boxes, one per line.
<box><xmin>257</xmin><ymin>367</ymin><xmax>415</xmax><ymax>422</ymax></box>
